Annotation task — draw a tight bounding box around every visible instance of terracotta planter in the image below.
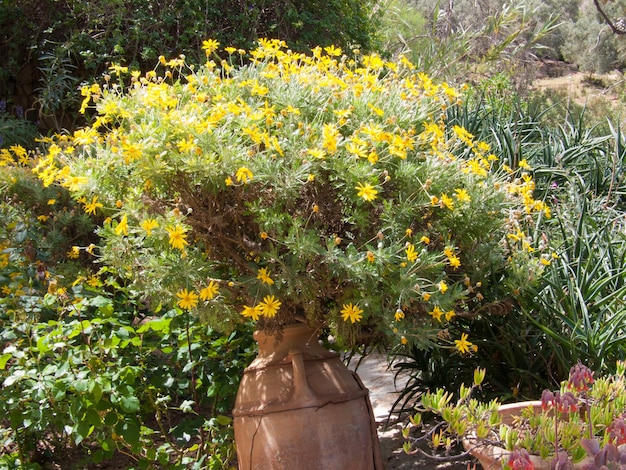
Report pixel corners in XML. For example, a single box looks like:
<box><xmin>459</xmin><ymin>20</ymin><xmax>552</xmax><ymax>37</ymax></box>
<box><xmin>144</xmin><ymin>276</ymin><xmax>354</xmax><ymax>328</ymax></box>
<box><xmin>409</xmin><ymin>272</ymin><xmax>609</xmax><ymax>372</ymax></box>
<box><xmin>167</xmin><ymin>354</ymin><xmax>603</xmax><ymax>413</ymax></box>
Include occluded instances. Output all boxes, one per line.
<box><xmin>233</xmin><ymin>324</ymin><xmax>383</xmax><ymax>470</ymax></box>
<box><xmin>462</xmin><ymin>401</ymin><xmax>596</xmax><ymax>470</ymax></box>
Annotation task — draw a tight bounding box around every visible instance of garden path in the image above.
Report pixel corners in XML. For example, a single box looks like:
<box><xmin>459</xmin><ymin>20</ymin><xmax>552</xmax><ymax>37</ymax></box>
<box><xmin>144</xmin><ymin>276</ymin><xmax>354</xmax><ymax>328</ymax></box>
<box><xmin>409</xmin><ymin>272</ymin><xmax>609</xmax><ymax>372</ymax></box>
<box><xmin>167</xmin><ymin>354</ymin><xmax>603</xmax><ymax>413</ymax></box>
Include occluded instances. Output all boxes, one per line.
<box><xmin>351</xmin><ymin>353</ymin><xmax>476</xmax><ymax>470</ymax></box>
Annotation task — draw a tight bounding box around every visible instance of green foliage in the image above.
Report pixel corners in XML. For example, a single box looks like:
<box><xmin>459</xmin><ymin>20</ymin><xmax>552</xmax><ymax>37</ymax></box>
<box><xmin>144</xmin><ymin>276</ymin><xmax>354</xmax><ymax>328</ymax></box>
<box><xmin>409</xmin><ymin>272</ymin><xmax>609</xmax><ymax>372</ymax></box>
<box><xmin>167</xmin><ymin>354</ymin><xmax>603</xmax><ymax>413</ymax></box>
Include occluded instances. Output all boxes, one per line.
<box><xmin>379</xmin><ymin>0</ymin><xmax>560</xmax><ymax>83</ymax></box>
<box><xmin>517</xmin><ymin>119</ymin><xmax>626</xmax><ymax>377</ymax></box>
<box><xmin>1</xmin><ymin>145</ymin><xmax>255</xmax><ymax>468</ymax></box>
<box><xmin>35</xmin><ymin>48</ymin><xmax>81</xmax><ymax>131</ymax></box>
<box><xmin>559</xmin><ymin>0</ymin><xmax>626</xmax><ymax>73</ymax></box>
<box><xmin>0</xmin><ymin>115</ymin><xmax>37</xmax><ymax>148</ymax></box>
<box><xmin>0</xmin><ymin>270</ymin><xmax>254</xmax><ymax>468</ymax></box>
<box><xmin>390</xmin><ymin>89</ymin><xmax>626</xmax><ymax>409</ymax></box>
<box><xmin>390</xmin><ymin>299</ymin><xmax>556</xmax><ymax>411</ymax></box>
<box><xmin>456</xmin><ymin>96</ymin><xmax>626</xmax><ymax>377</ymax></box>
<box><xmin>378</xmin><ymin>0</ymin><xmax>427</xmax><ymax>56</ymax></box>
<box><xmin>525</xmin><ymin>194</ymin><xmax>626</xmax><ymax>376</ymax></box>
<box><xmin>527</xmin><ymin>0</ymin><xmax>580</xmax><ymax>60</ymax></box>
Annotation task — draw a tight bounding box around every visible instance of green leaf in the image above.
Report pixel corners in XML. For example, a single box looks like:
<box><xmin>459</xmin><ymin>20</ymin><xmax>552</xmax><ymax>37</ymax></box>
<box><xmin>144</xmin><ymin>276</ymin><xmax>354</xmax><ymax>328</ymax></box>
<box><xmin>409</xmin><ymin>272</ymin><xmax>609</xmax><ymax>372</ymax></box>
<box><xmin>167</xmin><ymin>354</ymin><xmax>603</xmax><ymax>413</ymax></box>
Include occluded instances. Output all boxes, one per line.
<box><xmin>0</xmin><ymin>353</ymin><xmax>12</xmax><ymax>370</ymax></box>
<box><xmin>74</xmin><ymin>379</ymin><xmax>89</xmax><ymax>393</ymax></box>
<box><xmin>68</xmin><ymin>320</ymin><xmax>91</xmax><ymax>339</ymax></box>
<box><xmin>89</xmin><ymin>380</ymin><xmax>103</xmax><ymax>404</ymax></box>
<box><xmin>89</xmin><ymin>295</ymin><xmax>114</xmax><ymax>316</ymax></box>
<box><xmin>216</xmin><ymin>415</ymin><xmax>232</xmax><ymax>426</ymax></box>
<box><xmin>75</xmin><ymin>419</ymin><xmax>93</xmax><ymax>444</ymax></box>
<box><xmin>36</xmin><ymin>336</ymin><xmax>50</xmax><ymax>353</ymax></box>
<box><xmin>104</xmin><ymin>335</ymin><xmax>121</xmax><ymax>349</ymax></box>
<box><xmin>85</xmin><ymin>408</ymin><xmax>102</xmax><ymax>427</ymax></box>
<box><xmin>145</xmin><ymin>448</ymin><xmax>157</xmax><ymax>461</ymax></box>
<box><xmin>119</xmin><ymin>366</ymin><xmax>137</xmax><ymax>385</ymax></box>
<box><xmin>136</xmin><ymin>317</ymin><xmax>171</xmax><ymax>334</ymax></box>
<box><xmin>116</xmin><ymin>420</ymin><xmax>140</xmax><ymax>445</ymax></box>
<box><xmin>120</xmin><ymin>395</ymin><xmax>140</xmax><ymax>413</ymax></box>
<box><xmin>101</xmin><ymin>437</ymin><xmax>115</xmax><ymax>451</ymax></box>
<box><xmin>3</xmin><ymin>373</ymin><xmax>22</xmax><ymax>387</ymax></box>
<box><xmin>179</xmin><ymin>400</ymin><xmax>195</xmax><ymax>413</ymax></box>
<box><xmin>104</xmin><ymin>411</ymin><xmax>118</xmax><ymax>426</ymax></box>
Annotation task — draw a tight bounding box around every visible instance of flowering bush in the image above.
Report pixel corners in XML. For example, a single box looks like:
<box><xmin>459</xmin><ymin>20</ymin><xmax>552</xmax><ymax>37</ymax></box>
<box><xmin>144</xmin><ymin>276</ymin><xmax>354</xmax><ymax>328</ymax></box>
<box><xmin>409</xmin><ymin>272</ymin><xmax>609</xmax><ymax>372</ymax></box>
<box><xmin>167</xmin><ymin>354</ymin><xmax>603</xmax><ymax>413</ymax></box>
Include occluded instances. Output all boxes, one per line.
<box><xmin>31</xmin><ymin>39</ymin><xmax>548</xmax><ymax>349</ymax></box>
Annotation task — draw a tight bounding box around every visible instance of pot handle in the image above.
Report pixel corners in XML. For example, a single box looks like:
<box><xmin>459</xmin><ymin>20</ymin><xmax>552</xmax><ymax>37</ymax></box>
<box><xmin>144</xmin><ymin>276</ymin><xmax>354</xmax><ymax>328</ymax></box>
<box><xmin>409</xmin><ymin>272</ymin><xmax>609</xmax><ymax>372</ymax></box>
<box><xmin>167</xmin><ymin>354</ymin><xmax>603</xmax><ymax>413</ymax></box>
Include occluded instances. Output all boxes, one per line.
<box><xmin>288</xmin><ymin>348</ymin><xmax>318</xmax><ymax>406</ymax></box>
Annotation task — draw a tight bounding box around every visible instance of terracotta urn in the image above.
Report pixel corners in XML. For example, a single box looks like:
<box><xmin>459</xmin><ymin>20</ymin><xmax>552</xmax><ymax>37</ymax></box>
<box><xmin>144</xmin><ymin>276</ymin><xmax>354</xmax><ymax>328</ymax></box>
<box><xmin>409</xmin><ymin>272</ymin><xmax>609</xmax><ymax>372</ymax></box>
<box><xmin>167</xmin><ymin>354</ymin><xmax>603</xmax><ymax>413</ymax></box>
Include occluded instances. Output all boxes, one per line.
<box><xmin>233</xmin><ymin>323</ymin><xmax>384</xmax><ymax>470</ymax></box>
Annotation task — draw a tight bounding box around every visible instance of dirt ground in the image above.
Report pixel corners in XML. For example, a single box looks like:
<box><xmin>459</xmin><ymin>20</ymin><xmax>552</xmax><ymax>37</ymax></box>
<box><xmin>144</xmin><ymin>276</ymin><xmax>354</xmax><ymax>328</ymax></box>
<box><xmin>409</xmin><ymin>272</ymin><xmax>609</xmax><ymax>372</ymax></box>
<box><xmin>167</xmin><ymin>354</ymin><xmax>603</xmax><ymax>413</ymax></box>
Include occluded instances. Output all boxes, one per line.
<box><xmin>531</xmin><ymin>61</ymin><xmax>623</xmax><ymax>107</ymax></box>
<box><xmin>351</xmin><ymin>353</ymin><xmax>477</xmax><ymax>470</ymax></box>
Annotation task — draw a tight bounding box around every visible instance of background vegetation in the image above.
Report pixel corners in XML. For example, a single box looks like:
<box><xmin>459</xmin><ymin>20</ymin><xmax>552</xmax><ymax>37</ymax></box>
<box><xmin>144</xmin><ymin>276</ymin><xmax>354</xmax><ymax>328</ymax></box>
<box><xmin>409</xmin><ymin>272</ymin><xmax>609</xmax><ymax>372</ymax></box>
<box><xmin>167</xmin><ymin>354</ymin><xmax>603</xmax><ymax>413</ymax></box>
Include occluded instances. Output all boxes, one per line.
<box><xmin>0</xmin><ymin>0</ymin><xmax>380</xmax><ymax>133</ymax></box>
<box><xmin>3</xmin><ymin>0</ymin><xmax>626</xmax><ymax>468</ymax></box>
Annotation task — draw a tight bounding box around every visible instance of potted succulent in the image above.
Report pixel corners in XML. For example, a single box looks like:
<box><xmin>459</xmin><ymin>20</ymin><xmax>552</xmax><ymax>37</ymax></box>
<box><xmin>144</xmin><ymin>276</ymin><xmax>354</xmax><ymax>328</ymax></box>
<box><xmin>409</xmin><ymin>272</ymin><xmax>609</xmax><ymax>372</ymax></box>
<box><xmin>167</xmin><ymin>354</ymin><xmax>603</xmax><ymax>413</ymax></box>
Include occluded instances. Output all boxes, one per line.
<box><xmin>404</xmin><ymin>362</ymin><xmax>626</xmax><ymax>469</ymax></box>
<box><xmin>33</xmin><ymin>39</ymin><xmax>547</xmax><ymax>468</ymax></box>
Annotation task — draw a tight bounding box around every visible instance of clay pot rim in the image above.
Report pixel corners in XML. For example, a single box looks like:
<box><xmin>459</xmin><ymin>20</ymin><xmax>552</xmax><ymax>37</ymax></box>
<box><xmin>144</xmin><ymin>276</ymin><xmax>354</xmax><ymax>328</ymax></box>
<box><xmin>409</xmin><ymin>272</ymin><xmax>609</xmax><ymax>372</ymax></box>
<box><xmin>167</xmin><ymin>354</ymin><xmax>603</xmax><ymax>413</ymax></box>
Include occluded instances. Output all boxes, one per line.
<box><xmin>461</xmin><ymin>400</ymin><xmax>598</xmax><ymax>470</ymax></box>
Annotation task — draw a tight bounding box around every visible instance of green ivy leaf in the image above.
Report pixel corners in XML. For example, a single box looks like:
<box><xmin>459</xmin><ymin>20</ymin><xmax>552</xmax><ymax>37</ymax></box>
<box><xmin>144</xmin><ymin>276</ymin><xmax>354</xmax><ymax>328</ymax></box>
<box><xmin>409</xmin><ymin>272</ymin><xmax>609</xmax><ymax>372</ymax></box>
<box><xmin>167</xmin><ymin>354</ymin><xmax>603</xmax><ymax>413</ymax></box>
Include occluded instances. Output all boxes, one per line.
<box><xmin>89</xmin><ymin>380</ymin><xmax>103</xmax><ymax>404</ymax></box>
<box><xmin>120</xmin><ymin>395</ymin><xmax>140</xmax><ymax>413</ymax></box>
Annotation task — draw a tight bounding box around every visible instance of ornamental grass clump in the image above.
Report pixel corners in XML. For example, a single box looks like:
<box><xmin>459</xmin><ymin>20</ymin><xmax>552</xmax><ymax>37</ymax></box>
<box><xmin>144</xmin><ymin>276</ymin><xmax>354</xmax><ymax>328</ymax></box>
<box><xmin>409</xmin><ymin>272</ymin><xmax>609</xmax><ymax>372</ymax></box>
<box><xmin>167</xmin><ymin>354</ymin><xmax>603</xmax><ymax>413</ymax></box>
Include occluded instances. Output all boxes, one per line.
<box><xmin>31</xmin><ymin>39</ymin><xmax>548</xmax><ymax>349</ymax></box>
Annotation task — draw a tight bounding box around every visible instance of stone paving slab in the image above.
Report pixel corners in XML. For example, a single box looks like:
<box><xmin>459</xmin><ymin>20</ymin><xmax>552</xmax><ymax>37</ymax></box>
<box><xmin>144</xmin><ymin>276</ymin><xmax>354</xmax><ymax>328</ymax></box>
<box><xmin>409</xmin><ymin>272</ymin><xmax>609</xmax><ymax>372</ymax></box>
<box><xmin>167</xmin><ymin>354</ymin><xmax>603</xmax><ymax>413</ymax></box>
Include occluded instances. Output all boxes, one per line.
<box><xmin>350</xmin><ymin>353</ymin><xmax>477</xmax><ymax>470</ymax></box>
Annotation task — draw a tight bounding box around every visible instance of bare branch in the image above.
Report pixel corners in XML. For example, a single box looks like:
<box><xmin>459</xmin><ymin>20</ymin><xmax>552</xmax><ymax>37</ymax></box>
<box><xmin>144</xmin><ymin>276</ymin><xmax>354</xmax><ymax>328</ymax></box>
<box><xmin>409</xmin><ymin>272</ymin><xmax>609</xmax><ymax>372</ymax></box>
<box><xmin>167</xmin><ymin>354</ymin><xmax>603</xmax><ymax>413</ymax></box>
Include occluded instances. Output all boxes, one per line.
<box><xmin>593</xmin><ymin>0</ymin><xmax>626</xmax><ymax>34</ymax></box>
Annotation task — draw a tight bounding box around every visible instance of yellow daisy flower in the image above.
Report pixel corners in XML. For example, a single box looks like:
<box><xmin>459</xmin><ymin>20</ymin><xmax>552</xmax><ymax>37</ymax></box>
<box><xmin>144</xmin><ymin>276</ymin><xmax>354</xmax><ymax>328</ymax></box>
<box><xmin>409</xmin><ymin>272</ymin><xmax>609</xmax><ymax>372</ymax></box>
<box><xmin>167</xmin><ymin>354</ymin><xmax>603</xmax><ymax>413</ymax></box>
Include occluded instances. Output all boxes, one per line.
<box><xmin>340</xmin><ymin>303</ymin><xmax>363</xmax><ymax>323</ymax></box>
<box><xmin>176</xmin><ymin>288</ymin><xmax>199</xmax><ymax>310</ymax></box>
<box><xmin>199</xmin><ymin>281</ymin><xmax>219</xmax><ymax>301</ymax></box>
<box><xmin>258</xmin><ymin>295</ymin><xmax>281</xmax><ymax>318</ymax></box>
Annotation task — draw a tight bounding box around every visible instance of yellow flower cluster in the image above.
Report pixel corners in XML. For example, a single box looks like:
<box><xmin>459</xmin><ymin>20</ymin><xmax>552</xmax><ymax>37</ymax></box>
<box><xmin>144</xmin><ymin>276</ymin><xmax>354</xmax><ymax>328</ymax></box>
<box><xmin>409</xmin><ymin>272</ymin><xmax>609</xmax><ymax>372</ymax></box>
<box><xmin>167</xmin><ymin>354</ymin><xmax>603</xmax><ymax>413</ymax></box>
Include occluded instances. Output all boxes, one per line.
<box><xmin>0</xmin><ymin>145</ymin><xmax>31</xmax><ymax>167</ymax></box>
<box><xmin>508</xmin><ymin>171</ymin><xmax>551</xmax><ymax>219</ymax></box>
<box><xmin>176</xmin><ymin>281</ymin><xmax>220</xmax><ymax>310</ymax></box>
<box><xmin>241</xmin><ymin>295</ymin><xmax>282</xmax><ymax>320</ymax></box>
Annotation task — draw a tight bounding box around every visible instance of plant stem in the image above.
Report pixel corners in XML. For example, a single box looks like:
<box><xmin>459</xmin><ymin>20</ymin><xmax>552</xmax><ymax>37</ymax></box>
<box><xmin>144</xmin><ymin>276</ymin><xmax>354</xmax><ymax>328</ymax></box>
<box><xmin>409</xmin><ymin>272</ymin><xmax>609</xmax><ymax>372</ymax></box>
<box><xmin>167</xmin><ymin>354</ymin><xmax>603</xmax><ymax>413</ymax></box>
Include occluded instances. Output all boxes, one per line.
<box><xmin>554</xmin><ymin>409</ymin><xmax>559</xmax><ymax>458</ymax></box>
<box><xmin>183</xmin><ymin>310</ymin><xmax>206</xmax><ymax>456</ymax></box>
<box><xmin>585</xmin><ymin>393</ymin><xmax>592</xmax><ymax>440</ymax></box>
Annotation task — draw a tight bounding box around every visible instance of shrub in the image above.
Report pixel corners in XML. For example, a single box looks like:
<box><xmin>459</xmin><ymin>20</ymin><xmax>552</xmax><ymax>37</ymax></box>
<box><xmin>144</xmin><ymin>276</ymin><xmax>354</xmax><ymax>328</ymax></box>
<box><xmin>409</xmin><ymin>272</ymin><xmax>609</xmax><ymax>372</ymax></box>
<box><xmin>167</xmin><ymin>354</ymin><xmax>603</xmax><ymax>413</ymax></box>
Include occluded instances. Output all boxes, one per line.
<box><xmin>0</xmin><ymin>279</ymin><xmax>254</xmax><ymax>468</ymax></box>
<box><xmin>380</xmin><ymin>0</ymin><xmax>560</xmax><ymax>84</ymax></box>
